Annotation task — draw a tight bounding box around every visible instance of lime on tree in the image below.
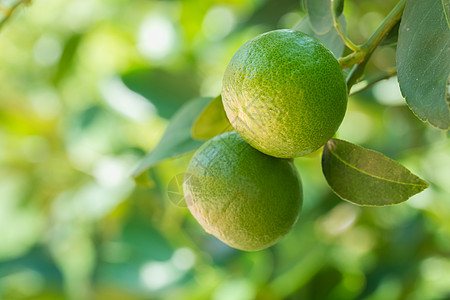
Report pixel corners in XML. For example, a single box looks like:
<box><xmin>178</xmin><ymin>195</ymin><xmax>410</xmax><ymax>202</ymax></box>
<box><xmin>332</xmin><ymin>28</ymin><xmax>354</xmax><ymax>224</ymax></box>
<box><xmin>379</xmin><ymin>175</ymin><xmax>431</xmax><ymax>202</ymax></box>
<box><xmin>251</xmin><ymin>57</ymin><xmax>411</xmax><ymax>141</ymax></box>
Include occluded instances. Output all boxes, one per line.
<box><xmin>222</xmin><ymin>29</ymin><xmax>348</xmax><ymax>158</ymax></box>
<box><xmin>183</xmin><ymin>131</ymin><xmax>303</xmax><ymax>251</ymax></box>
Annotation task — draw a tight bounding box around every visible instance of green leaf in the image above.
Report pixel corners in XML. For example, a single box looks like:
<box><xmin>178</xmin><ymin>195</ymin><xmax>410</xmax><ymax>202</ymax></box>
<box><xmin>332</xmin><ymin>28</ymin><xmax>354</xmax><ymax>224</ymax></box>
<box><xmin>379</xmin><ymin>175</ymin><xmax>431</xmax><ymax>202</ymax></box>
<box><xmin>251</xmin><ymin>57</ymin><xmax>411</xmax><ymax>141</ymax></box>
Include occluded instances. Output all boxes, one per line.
<box><xmin>322</xmin><ymin>139</ymin><xmax>428</xmax><ymax>206</ymax></box>
<box><xmin>306</xmin><ymin>0</ymin><xmax>337</xmax><ymax>34</ymax></box>
<box><xmin>397</xmin><ymin>0</ymin><xmax>450</xmax><ymax>129</ymax></box>
<box><xmin>380</xmin><ymin>19</ymin><xmax>400</xmax><ymax>46</ymax></box>
<box><xmin>53</xmin><ymin>33</ymin><xmax>82</xmax><ymax>84</ymax></box>
<box><xmin>121</xmin><ymin>68</ymin><xmax>201</xmax><ymax>119</ymax></box>
<box><xmin>132</xmin><ymin>97</ymin><xmax>211</xmax><ymax>178</ymax></box>
<box><xmin>333</xmin><ymin>0</ymin><xmax>344</xmax><ymax>17</ymax></box>
<box><xmin>294</xmin><ymin>15</ymin><xmax>346</xmax><ymax>58</ymax></box>
<box><xmin>443</xmin><ymin>0</ymin><xmax>450</xmax><ymax>27</ymax></box>
<box><xmin>191</xmin><ymin>95</ymin><xmax>233</xmax><ymax>140</ymax></box>
<box><xmin>300</xmin><ymin>0</ymin><xmax>307</xmax><ymax>12</ymax></box>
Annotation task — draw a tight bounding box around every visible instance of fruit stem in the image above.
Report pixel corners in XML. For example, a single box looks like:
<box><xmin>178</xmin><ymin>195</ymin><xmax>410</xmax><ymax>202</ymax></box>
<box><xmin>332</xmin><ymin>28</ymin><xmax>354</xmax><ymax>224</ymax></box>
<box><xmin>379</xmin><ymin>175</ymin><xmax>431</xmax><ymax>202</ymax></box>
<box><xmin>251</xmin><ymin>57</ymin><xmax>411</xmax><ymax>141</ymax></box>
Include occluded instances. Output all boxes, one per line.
<box><xmin>343</xmin><ymin>0</ymin><xmax>407</xmax><ymax>91</ymax></box>
<box><xmin>338</xmin><ymin>51</ymin><xmax>364</xmax><ymax>69</ymax></box>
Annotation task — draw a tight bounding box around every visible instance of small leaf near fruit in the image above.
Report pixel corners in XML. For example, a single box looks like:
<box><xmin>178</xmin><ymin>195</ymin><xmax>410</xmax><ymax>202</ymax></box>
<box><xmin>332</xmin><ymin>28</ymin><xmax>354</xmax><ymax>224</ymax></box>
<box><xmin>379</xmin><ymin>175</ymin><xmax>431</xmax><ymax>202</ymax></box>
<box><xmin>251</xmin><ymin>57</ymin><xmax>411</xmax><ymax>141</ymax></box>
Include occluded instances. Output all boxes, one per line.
<box><xmin>322</xmin><ymin>139</ymin><xmax>428</xmax><ymax>206</ymax></box>
<box><xmin>191</xmin><ymin>95</ymin><xmax>233</xmax><ymax>141</ymax></box>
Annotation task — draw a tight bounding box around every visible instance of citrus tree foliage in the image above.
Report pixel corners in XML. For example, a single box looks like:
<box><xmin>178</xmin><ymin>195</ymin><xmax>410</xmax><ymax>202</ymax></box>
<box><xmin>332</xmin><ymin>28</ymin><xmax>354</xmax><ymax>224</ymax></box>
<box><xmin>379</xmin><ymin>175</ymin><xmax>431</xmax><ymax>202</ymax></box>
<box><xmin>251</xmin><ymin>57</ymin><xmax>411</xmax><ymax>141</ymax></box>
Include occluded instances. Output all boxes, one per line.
<box><xmin>1</xmin><ymin>0</ymin><xmax>450</xmax><ymax>299</ymax></box>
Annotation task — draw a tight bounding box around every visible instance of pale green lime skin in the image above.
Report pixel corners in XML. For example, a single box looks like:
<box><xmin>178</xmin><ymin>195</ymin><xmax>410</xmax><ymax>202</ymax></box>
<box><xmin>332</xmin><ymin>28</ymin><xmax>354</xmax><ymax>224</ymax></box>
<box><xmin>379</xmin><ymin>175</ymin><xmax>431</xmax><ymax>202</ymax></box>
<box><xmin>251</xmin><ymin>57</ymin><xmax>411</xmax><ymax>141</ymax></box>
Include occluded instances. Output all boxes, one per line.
<box><xmin>222</xmin><ymin>29</ymin><xmax>348</xmax><ymax>158</ymax></box>
<box><xmin>183</xmin><ymin>131</ymin><xmax>302</xmax><ymax>251</ymax></box>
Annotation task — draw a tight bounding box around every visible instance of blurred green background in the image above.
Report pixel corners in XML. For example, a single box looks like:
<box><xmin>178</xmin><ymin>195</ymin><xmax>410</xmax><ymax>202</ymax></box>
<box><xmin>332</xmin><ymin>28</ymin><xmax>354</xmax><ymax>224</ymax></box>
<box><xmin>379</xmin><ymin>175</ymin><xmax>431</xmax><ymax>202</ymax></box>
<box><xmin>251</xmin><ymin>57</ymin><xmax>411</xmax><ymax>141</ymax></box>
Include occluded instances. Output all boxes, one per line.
<box><xmin>0</xmin><ymin>0</ymin><xmax>449</xmax><ymax>299</ymax></box>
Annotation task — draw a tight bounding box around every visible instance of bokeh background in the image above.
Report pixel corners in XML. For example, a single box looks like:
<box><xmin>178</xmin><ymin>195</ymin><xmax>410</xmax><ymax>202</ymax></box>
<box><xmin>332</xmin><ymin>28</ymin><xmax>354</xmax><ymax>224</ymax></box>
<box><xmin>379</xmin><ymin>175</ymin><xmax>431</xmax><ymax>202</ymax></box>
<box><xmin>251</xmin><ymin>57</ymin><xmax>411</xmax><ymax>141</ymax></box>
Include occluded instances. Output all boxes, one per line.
<box><xmin>1</xmin><ymin>0</ymin><xmax>449</xmax><ymax>299</ymax></box>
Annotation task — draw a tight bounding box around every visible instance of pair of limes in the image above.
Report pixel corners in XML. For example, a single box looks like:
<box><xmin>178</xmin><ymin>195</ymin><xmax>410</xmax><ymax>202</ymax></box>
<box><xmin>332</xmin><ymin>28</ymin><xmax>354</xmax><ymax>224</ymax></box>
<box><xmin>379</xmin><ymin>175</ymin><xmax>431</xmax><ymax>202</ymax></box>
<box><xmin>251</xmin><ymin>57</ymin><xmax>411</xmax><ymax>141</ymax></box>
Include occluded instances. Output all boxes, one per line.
<box><xmin>184</xmin><ymin>29</ymin><xmax>347</xmax><ymax>251</ymax></box>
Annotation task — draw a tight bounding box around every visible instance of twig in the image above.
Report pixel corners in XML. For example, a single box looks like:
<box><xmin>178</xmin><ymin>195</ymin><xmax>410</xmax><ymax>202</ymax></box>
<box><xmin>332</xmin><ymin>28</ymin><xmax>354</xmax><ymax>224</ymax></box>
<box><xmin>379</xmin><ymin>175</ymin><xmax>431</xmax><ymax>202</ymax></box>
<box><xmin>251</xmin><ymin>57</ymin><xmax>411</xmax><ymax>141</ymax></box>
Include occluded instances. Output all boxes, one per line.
<box><xmin>331</xmin><ymin>0</ymin><xmax>360</xmax><ymax>52</ymax></box>
<box><xmin>349</xmin><ymin>69</ymin><xmax>398</xmax><ymax>96</ymax></box>
<box><xmin>0</xmin><ymin>0</ymin><xmax>28</xmax><ymax>31</ymax></box>
<box><xmin>338</xmin><ymin>51</ymin><xmax>364</xmax><ymax>69</ymax></box>
<box><xmin>360</xmin><ymin>0</ymin><xmax>406</xmax><ymax>55</ymax></box>
<box><xmin>344</xmin><ymin>0</ymin><xmax>406</xmax><ymax>91</ymax></box>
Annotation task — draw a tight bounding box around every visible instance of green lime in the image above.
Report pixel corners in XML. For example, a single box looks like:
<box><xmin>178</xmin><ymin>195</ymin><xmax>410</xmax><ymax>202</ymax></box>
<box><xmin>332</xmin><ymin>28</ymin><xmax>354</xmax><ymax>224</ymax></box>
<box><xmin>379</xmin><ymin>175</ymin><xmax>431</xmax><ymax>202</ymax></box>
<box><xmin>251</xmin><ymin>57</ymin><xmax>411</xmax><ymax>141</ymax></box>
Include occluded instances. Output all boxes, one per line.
<box><xmin>222</xmin><ymin>29</ymin><xmax>347</xmax><ymax>158</ymax></box>
<box><xmin>183</xmin><ymin>131</ymin><xmax>302</xmax><ymax>251</ymax></box>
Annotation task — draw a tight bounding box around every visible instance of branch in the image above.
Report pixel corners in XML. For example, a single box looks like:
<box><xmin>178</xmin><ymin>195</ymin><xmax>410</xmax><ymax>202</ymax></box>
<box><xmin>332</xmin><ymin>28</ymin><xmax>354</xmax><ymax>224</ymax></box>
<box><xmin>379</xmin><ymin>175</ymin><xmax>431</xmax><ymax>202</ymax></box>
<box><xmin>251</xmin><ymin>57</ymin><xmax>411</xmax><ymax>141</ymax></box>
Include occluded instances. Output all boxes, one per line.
<box><xmin>344</xmin><ymin>0</ymin><xmax>406</xmax><ymax>91</ymax></box>
<box><xmin>349</xmin><ymin>69</ymin><xmax>398</xmax><ymax>96</ymax></box>
<box><xmin>331</xmin><ymin>0</ymin><xmax>360</xmax><ymax>52</ymax></box>
<box><xmin>346</xmin><ymin>61</ymin><xmax>367</xmax><ymax>90</ymax></box>
<box><xmin>360</xmin><ymin>0</ymin><xmax>406</xmax><ymax>55</ymax></box>
<box><xmin>0</xmin><ymin>0</ymin><xmax>29</xmax><ymax>31</ymax></box>
<box><xmin>338</xmin><ymin>51</ymin><xmax>364</xmax><ymax>69</ymax></box>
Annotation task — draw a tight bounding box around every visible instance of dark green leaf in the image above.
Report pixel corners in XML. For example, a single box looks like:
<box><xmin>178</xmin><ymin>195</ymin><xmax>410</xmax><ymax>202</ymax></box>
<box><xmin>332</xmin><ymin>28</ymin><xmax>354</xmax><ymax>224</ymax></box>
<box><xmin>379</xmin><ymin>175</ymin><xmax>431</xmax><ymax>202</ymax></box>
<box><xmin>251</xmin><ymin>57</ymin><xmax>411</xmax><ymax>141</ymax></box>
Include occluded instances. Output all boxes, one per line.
<box><xmin>380</xmin><ymin>19</ymin><xmax>400</xmax><ymax>46</ymax></box>
<box><xmin>53</xmin><ymin>33</ymin><xmax>82</xmax><ymax>84</ymax></box>
<box><xmin>132</xmin><ymin>97</ymin><xmax>211</xmax><ymax>178</ymax></box>
<box><xmin>333</xmin><ymin>0</ymin><xmax>344</xmax><ymax>17</ymax></box>
<box><xmin>397</xmin><ymin>0</ymin><xmax>450</xmax><ymax>129</ymax></box>
<box><xmin>191</xmin><ymin>95</ymin><xmax>233</xmax><ymax>140</ymax></box>
<box><xmin>294</xmin><ymin>15</ymin><xmax>346</xmax><ymax>58</ymax></box>
<box><xmin>322</xmin><ymin>139</ymin><xmax>428</xmax><ymax>206</ymax></box>
<box><xmin>443</xmin><ymin>0</ymin><xmax>450</xmax><ymax>27</ymax></box>
<box><xmin>306</xmin><ymin>0</ymin><xmax>335</xmax><ymax>34</ymax></box>
<box><xmin>121</xmin><ymin>68</ymin><xmax>201</xmax><ymax>119</ymax></box>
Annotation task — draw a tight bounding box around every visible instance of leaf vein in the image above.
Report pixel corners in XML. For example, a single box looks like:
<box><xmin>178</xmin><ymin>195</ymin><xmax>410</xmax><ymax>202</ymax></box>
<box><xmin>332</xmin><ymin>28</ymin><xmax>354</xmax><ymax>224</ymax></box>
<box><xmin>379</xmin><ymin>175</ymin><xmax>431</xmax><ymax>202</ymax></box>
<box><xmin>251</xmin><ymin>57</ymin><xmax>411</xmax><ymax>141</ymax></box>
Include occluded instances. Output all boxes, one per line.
<box><xmin>406</xmin><ymin>1</ymin><xmax>438</xmax><ymax>60</ymax></box>
<box><xmin>327</xmin><ymin>145</ymin><xmax>427</xmax><ymax>187</ymax></box>
<box><xmin>420</xmin><ymin>38</ymin><xmax>450</xmax><ymax>75</ymax></box>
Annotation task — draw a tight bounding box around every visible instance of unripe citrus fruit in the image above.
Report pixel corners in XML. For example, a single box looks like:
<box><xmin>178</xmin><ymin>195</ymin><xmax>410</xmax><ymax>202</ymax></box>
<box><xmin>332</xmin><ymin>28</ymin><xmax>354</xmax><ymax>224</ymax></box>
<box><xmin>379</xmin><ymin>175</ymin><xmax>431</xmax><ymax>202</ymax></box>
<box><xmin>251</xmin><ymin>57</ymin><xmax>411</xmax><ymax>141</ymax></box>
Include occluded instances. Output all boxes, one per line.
<box><xmin>183</xmin><ymin>131</ymin><xmax>302</xmax><ymax>251</ymax></box>
<box><xmin>222</xmin><ymin>29</ymin><xmax>347</xmax><ymax>158</ymax></box>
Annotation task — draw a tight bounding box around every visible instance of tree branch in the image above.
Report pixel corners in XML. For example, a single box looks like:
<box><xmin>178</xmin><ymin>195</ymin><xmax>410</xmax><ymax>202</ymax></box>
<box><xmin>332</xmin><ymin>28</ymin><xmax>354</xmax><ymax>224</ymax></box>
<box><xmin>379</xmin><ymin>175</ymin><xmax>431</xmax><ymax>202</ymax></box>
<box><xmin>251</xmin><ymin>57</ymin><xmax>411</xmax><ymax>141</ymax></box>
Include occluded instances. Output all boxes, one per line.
<box><xmin>343</xmin><ymin>0</ymin><xmax>406</xmax><ymax>91</ymax></box>
<box><xmin>331</xmin><ymin>0</ymin><xmax>360</xmax><ymax>52</ymax></box>
<box><xmin>0</xmin><ymin>0</ymin><xmax>29</xmax><ymax>31</ymax></box>
<box><xmin>349</xmin><ymin>69</ymin><xmax>398</xmax><ymax>96</ymax></box>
